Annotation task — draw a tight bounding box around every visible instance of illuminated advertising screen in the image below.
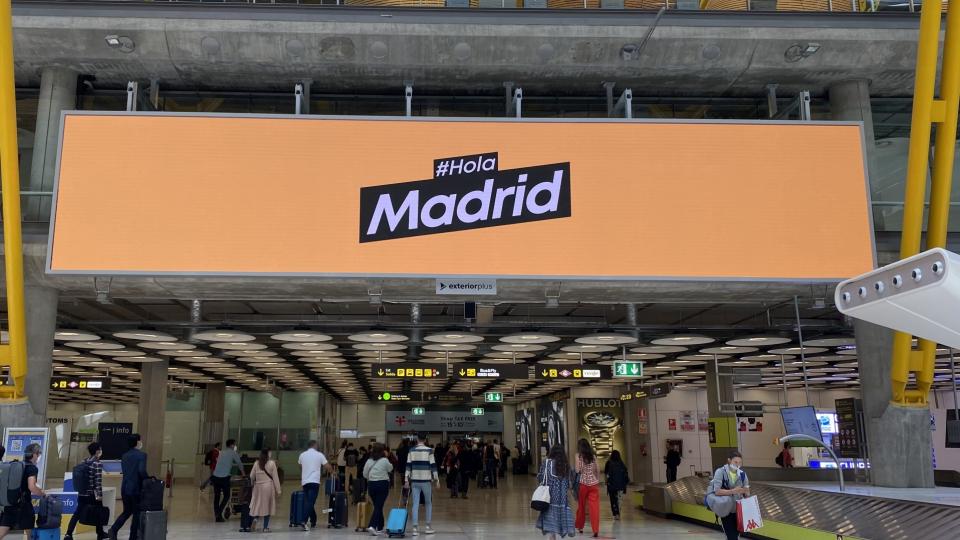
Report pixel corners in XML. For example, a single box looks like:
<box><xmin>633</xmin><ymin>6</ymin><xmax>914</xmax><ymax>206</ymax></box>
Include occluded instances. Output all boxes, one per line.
<box><xmin>50</xmin><ymin>114</ymin><xmax>874</xmax><ymax>280</ymax></box>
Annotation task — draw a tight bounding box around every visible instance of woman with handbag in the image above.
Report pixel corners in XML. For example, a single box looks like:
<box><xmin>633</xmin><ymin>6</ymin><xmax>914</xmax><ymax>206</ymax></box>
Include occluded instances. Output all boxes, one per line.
<box><xmin>533</xmin><ymin>445</ymin><xmax>575</xmax><ymax>539</ymax></box>
<box><xmin>574</xmin><ymin>439</ymin><xmax>601</xmax><ymax>538</ymax></box>
<box><xmin>705</xmin><ymin>450</ymin><xmax>750</xmax><ymax>540</ymax></box>
<box><xmin>249</xmin><ymin>448</ymin><xmax>282</xmax><ymax>533</ymax></box>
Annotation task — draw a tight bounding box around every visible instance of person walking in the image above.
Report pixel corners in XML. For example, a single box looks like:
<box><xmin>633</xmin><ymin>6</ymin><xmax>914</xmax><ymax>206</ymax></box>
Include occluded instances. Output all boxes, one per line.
<box><xmin>574</xmin><ymin>438</ymin><xmax>601</xmax><ymax>538</ymax></box>
<box><xmin>706</xmin><ymin>450</ymin><xmax>750</xmax><ymax>540</ymax></box>
<box><xmin>534</xmin><ymin>445</ymin><xmax>576</xmax><ymax>539</ymax></box>
<box><xmin>444</xmin><ymin>444</ymin><xmax>461</xmax><ymax>498</ymax></box>
<box><xmin>396</xmin><ymin>441</ymin><xmax>410</xmax><ymax>485</ymax></box>
<box><xmin>665</xmin><ymin>443</ymin><xmax>682</xmax><ymax>483</ymax></box>
<box><xmin>108</xmin><ymin>435</ymin><xmax>147</xmax><ymax>540</ymax></box>
<box><xmin>363</xmin><ymin>443</ymin><xmax>393</xmax><ymax>536</ymax></box>
<box><xmin>336</xmin><ymin>441</ymin><xmax>348</xmax><ymax>480</ymax></box>
<box><xmin>776</xmin><ymin>442</ymin><xmax>794</xmax><ymax>468</ymax></box>
<box><xmin>603</xmin><ymin>450</ymin><xmax>630</xmax><ymax>521</ymax></box>
<box><xmin>405</xmin><ymin>433</ymin><xmax>438</xmax><ymax>536</ymax></box>
<box><xmin>0</xmin><ymin>443</ymin><xmax>45</xmax><ymax>539</ymax></box>
<box><xmin>456</xmin><ymin>443</ymin><xmax>474</xmax><ymax>500</ymax></box>
<box><xmin>345</xmin><ymin>442</ymin><xmax>360</xmax><ymax>486</ymax></box>
<box><xmin>298</xmin><ymin>440</ymin><xmax>331</xmax><ymax>532</ymax></box>
<box><xmin>249</xmin><ymin>448</ymin><xmax>282</xmax><ymax>533</ymax></box>
<box><xmin>211</xmin><ymin>439</ymin><xmax>245</xmax><ymax>522</ymax></box>
<box><xmin>482</xmin><ymin>442</ymin><xmax>498</xmax><ymax>489</ymax></box>
<box><xmin>66</xmin><ymin>442</ymin><xmax>108</xmax><ymax>540</ymax></box>
<box><xmin>200</xmin><ymin>442</ymin><xmax>221</xmax><ymax>491</ymax></box>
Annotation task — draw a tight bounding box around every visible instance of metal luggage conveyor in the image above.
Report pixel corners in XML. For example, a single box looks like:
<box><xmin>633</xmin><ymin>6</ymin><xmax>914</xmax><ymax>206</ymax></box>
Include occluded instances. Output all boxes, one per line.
<box><xmin>648</xmin><ymin>476</ymin><xmax>960</xmax><ymax>540</ymax></box>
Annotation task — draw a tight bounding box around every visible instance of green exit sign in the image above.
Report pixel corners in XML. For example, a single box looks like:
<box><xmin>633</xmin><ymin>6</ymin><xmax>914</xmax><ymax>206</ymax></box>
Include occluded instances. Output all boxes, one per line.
<box><xmin>471</xmin><ymin>407</ymin><xmax>485</xmax><ymax>416</ymax></box>
<box><xmin>411</xmin><ymin>407</ymin><xmax>426</xmax><ymax>416</ymax></box>
<box><xmin>484</xmin><ymin>391</ymin><xmax>503</xmax><ymax>403</ymax></box>
<box><xmin>613</xmin><ymin>361</ymin><xmax>643</xmax><ymax>378</ymax></box>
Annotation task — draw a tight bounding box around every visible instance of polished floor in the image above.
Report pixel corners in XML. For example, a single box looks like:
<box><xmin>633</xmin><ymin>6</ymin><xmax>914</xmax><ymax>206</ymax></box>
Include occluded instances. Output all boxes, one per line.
<box><xmin>83</xmin><ymin>474</ymin><xmax>722</xmax><ymax>540</ymax></box>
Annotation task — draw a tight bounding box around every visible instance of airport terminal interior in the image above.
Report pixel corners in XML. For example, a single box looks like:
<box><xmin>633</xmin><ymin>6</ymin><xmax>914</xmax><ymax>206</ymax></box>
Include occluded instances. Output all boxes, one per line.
<box><xmin>1</xmin><ymin>0</ymin><xmax>960</xmax><ymax>539</ymax></box>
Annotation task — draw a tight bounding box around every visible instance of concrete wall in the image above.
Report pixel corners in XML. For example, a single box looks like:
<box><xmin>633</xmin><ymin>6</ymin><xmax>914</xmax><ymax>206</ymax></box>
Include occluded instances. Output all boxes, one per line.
<box><xmin>932</xmin><ymin>389</ymin><xmax>960</xmax><ymax>472</ymax></box>
<box><xmin>339</xmin><ymin>403</ymin><xmax>387</xmax><ymax>451</ymax></box>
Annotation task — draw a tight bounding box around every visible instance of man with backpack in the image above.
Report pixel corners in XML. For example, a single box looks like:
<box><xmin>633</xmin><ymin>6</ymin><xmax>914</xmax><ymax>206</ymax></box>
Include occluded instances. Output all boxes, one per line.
<box><xmin>108</xmin><ymin>434</ymin><xmax>147</xmax><ymax>540</ymax></box>
<box><xmin>705</xmin><ymin>450</ymin><xmax>750</xmax><ymax>540</ymax></box>
<box><xmin>0</xmin><ymin>443</ymin><xmax>46</xmax><ymax>539</ymax></box>
<box><xmin>66</xmin><ymin>442</ymin><xmax>108</xmax><ymax>540</ymax></box>
<box><xmin>776</xmin><ymin>442</ymin><xmax>794</xmax><ymax>468</ymax></box>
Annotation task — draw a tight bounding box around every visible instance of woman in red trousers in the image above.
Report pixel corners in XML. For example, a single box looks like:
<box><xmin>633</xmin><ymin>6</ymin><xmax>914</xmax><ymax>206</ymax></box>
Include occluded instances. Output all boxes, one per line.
<box><xmin>575</xmin><ymin>438</ymin><xmax>601</xmax><ymax>538</ymax></box>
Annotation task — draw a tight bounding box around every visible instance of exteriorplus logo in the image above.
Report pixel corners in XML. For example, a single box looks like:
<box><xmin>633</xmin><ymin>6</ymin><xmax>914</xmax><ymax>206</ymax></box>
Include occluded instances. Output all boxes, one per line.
<box><xmin>359</xmin><ymin>152</ymin><xmax>572</xmax><ymax>242</ymax></box>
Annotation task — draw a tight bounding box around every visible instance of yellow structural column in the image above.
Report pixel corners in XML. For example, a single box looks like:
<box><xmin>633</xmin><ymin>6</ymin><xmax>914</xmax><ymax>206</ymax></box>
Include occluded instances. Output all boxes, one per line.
<box><xmin>0</xmin><ymin>0</ymin><xmax>28</xmax><ymax>399</ymax></box>
<box><xmin>892</xmin><ymin>0</ymin><xmax>959</xmax><ymax>406</ymax></box>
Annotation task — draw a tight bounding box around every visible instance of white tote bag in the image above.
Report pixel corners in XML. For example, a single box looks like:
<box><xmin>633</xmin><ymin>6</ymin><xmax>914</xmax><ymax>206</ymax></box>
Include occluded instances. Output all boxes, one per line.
<box><xmin>736</xmin><ymin>495</ymin><xmax>763</xmax><ymax>532</ymax></box>
<box><xmin>530</xmin><ymin>460</ymin><xmax>552</xmax><ymax>512</ymax></box>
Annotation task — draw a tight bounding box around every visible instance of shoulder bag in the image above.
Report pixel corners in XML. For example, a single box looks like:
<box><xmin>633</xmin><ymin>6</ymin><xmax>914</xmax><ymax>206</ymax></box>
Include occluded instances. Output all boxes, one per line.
<box><xmin>530</xmin><ymin>460</ymin><xmax>552</xmax><ymax>512</ymax></box>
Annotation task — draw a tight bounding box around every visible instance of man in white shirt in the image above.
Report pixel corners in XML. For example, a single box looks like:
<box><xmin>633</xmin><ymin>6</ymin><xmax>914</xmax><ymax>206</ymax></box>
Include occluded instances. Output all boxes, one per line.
<box><xmin>298</xmin><ymin>440</ymin><xmax>332</xmax><ymax>532</ymax></box>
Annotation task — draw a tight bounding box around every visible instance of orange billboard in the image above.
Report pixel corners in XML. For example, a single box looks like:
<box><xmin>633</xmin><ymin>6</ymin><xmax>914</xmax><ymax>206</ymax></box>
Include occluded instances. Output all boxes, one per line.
<box><xmin>48</xmin><ymin>113</ymin><xmax>874</xmax><ymax>280</ymax></box>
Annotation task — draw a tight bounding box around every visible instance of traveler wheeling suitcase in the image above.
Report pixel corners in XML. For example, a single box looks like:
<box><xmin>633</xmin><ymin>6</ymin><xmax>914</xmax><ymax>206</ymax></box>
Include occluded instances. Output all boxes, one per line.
<box><xmin>385</xmin><ymin>487</ymin><xmax>410</xmax><ymax>538</ymax></box>
<box><xmin>327</xmin><ymin>491</ymin><xmax>348</xmax><ymax>529</ymax></box>
<box><xmin>36</xmin><ymin>495</ymin><xmax>63</xmax><ymax>529</ymax></box>
<box><xmin>355</xmin><ymin>500</ymin><xmax>371</xmax><ymax>532</ymax></box>
<box><xmin>30</xmin><ymin>529</ymin><xmax>59</xmax><ymax>540</ymax></box>
<box><xmin>140</xmin><ymin>477</ymin><xmax>165</xmax><ymax>511</ymax></box>
<box><xmin>138</xmin><ymin>510</ymin><xmax>167</xmax><ymax>540</ymax></box>
<box><xmin>289</xmin><ymin>490</ymin><xmax>306</xmax><ymax>527</ymax></box>
<box><xmin>238</xmin><ymin>503</ymin><xmax>254</xmax><ymax>532</ymax></box>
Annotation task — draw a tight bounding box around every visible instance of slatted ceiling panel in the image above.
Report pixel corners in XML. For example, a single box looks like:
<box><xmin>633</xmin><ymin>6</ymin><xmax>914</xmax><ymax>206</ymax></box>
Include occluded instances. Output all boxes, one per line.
<box><xmin>624</xmin><ymin>0</ymin><xmax>675</xmax><ymax>7</ymax></box>
<box><xmin>701</xmin><ymin>0</ymin><xmax>748</xmax><ymax>8</ymax></box>
<box><xmin>548</xmin><ymin>0</ymin><xmax>600</xmax><ymax>7</ymax></box>
<box><xmin>343</xmin><ymin>0</ymin><xmax>444</xmax><ymax>6</ymax></box>
<box><xmin>776</xmin><ymin>0</ymin><xmax>830</xmax><ymax>10</ymax></box>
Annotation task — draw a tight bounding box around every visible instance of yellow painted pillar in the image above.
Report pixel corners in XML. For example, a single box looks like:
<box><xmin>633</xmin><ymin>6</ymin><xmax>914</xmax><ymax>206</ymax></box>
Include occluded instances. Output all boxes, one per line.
<box><xmin>0</xmin><ymin>0</ymin><xmax>27</xmax><ymax>399</ymax></box>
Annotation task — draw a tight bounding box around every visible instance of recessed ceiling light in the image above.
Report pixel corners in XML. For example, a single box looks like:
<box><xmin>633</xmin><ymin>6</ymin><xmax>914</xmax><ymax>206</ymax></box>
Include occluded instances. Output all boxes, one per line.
<box><xmin>651</xmin><ymin>335</ymin><xmax>715</xmax><ymax>346</ymax></box>
<box><xmin>193</xmin><ymin>330</ymin><xmax>255</xmax><ymax>342</ymax></box>
<box><xmin>576</xmin><ymin>333</ymin><xmax>638</xmax><ymax>346</ymax></box>
<box><xmin>113</xmin><ymin>330</ymin><xmax>176</xmax><ymax>342</ymax></box>
<box><xmin>349</xmin><ymin>331</ymin><xmax>407</xmax><ymax>343</ymax></box>
<box><xmin>500</xmin><ymin>333</ymin><xmax>559</xmax><ymax>344</ymax></box>
<box><xmin>725</xmin><ymin>336</ymin><xmax>792</xmax><ymax>347</ymax></box>
<box><xmin>55</xmin><ymin>330</ymin><xmax>101</xmax><ymax>342</ymax></box>
<box><xmin>272</xmin><ymin>331</ymin><xmax>332</xmax><ymax>342</ymax></box>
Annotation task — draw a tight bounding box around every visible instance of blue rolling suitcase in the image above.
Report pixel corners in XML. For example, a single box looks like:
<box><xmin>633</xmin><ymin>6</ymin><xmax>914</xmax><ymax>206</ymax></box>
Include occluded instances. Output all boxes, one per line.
<box><xmin>385</xmin><ymin>487</ymin><xmax>410</xmax><ymax>538</ymax></box>
<box><xmin>31</xmin><ymin>529</ymin><xmax>59</xmax><ymax>540</ymax></box>
<box><xmin>289</xmin><ymin>490</ymin><xmax>307</xmax><ymax>527</ymax></box>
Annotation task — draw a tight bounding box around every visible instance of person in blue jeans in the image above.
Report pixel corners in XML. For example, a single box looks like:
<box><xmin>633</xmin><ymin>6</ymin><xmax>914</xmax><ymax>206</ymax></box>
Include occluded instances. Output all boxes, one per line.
<box><xmin>109</xmin><ymin>434</ymin><xmax>147</xmax><ymax>540</ymax></box>
<box><xmin>405</xmin><ymin>433</ymin><xmax>439</xmax><ymax>536</ymax></box>
<box><xmin>363</xmin><ymin>443</ymin><xmax>393</xmax><ymax>535</ymax></box>
<box><xmin>298</xmin><ymin>440</ymin><xmax>331</xmax><ymax>532</ymax></box>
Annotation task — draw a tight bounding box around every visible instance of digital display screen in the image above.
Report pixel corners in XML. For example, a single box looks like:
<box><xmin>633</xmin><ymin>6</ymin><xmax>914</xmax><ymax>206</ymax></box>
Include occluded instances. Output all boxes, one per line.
<box><xmin>817</xmin><ymin>412</ymin><xmax>839</xmax><ymax>434</ymax></box>
<box><xmin>781</xmin><ymin>406</ymin><xmax>823</xmax><ymax>444</ymax></box>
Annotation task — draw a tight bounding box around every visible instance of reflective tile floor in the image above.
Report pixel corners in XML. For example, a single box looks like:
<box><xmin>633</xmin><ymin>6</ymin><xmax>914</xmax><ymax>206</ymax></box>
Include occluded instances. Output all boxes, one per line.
<box><xmin>80</xmin><ymin>474</ymin><xmax>722</xmax><ymax>540</ymax></box>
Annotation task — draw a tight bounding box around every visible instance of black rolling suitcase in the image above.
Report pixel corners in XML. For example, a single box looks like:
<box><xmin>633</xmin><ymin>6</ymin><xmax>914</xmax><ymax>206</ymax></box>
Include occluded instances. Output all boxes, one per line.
<box><xmin>327</xmin><ymin>491</ymin><xmax>348</xmax><ymax>529</ymax></box>
<box><xmin>138</xmin><ymin>510</ymin><xmax>167</xmax><ymax>540</ymax></box>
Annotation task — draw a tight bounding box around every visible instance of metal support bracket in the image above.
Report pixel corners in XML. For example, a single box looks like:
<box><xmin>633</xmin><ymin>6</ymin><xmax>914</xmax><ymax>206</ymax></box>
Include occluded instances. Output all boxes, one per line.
<box><xmin>294</xmin><ymin>82</ymin><xmax>308</xmax><ymax>115</ymax></box>
<box><xmin>766</xmin><ymin>84</ymin><xmax>779</xmax><ymax>118</ymax></box>
<box><xmin>126</xmin><ymin>81</ymin><xmax>139</xmax><ymax>112</ymax></box>
<box><xmin>148</xmin><ymin>78</ymin><xmax>160</xmax><ymax>111</ymax></box>
<box><xmin>513</xmin><ymin>88</ymin><xmax>523</xmax><ymax>119</ymax></box>
<box><xmin>612</xmin><ymin>88</ymin><xmax>633</xmax><ymax>119</ymax></box>
<box><xmin>798</xmin><ymin>90</ymin><xmax>812</xmax><ymax>121</ymax></box>
<box><xmin>405</xmin><ymin>83</ymin><xmax>413</xmax><ymax>117</ymax></box>
<box><xmin>504</xmin><ymin>82</ymin><xmax>516</xmax><ymax>117</ymax></box>
<box><xmin>603</xmin><ymin>82</ymin><xmax>616</xmax><ymax>117</ymax></box>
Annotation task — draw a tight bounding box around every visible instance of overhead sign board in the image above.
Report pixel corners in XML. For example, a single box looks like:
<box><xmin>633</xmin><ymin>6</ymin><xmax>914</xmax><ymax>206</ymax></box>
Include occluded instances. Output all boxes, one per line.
<box><xmin>426</xmin><ymin>393</ymin><xmax>472</xmax><ymax>403</ymax></box>
<box><xmin>436</xmin><ymin>278</ymin><xmax>497</xmax><ymax>295</ymax></box>
<box><xmin>411</xmin><ymin>407</ymin><xmax>426</xmax><ymax>416</ymax></box>
<box><xmin>386</xmin><ymin>410</ymin><xmax>503</xmax><ymax>432</ymax></box>
<box><xmin>377</xmin><ymin>392</ymin><xmax>415</xmax><ymax>402</ymax></box>
<box><xmin>612</xmin><ymin>361</ymin><xmax>643</xmax><ymax>378</ymax></box>
<box><xmin>369</xmin><ymin>364</ymin><xmax>446</xmax><ymax>379</ymax></box>
<box><xmin>647</xmin><ymin>382</ymin><xmax>672</xmax><ymax>399</ymax></box>
<box><xmin>454</xmin><ymin>364</ymin><xmax>530</xmax><ymax>380</ymax></box>
<box><xmin>50</xmin><ymin>114</ymin><xmax>873</xmax><ymax>282</ymax></box>
<box><xmin>471</xmin><ymin>407</ymin><xmax>486</xmax><ymax>415</ymax></box>
<box><xmin>535</xmin><ymin>365</ymin><xmax>610</xmax><ymax>380</ymax></box>
<box><xmin>50</xmin><ymin>377</ymin><xmax>111</xmax><ymax>390</ymax></box>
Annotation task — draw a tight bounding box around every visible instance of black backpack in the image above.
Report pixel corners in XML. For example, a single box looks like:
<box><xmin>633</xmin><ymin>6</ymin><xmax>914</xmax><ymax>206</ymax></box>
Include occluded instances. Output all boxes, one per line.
<box><xmin>775</xmin><ymin>452</ymin><xmax>784</xmax><ymax>467</ymax></box>
<box><xmin>73</xmin><ymin>461</ymin><xmax>91</xmax><ymax>494</ymax></box>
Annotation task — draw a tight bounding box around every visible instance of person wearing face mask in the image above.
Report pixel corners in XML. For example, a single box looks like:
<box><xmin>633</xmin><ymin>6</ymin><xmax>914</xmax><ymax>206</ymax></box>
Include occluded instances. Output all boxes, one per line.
<box><xmin>705</xmin><ymin>450</ymin><xmax>750</xmax><ymax>540</ymax></box>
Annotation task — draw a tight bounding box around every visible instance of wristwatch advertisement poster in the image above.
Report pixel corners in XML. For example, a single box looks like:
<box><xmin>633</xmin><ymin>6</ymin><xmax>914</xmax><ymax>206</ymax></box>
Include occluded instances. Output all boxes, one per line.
<box><xmin>576</xmin><ymin>398</ymin><xmax>625</xmax><ymax>467</ymax></box>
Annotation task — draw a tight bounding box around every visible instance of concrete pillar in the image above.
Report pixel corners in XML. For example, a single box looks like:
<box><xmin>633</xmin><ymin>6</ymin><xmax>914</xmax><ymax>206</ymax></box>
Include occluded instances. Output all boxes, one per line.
<box><xmin>705</xmin><ymin>361</ymin><xmax>738</xmax><ymax>470</ymax></box>
<box><xmin>829</xmin><ymin>79</ymin><xmax>876</xmax><ymax>145</ymax></box>
<box><xmin>622</xmin><ymin>395</ymin><xmax>654</xmax><ymax>485</ymax></box>
<box><xmin>138</xmin><ymin>360</ymin><xmax>169</xmax><ymax>478</ymax></box>
<box><xmin>202</xmin><ymin>383</ymin><xmax>226</xmax><ymax>450</ymax></box>
<box><xmin>0</xmin><ymin>285</ymin><xmax>59</xmax><ymax>430</ymax></box>
<box><xmin>28</xmin><ymin>67</ymin><xmax>77</xmax><ymax>220</ymax></box>
<box><xmin>854</xmin><ymin>319</ymin><xmax>934</xmax><ymax>487</ymax></box>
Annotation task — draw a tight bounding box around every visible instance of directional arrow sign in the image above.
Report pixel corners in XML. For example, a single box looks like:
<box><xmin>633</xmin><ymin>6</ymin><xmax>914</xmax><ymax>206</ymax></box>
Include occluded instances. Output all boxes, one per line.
<box><xmin>484</xmin><ymin>392</ymin><xmax>503</xmax><ymax>403</ymax></box>
<box><xmin>534</xmin><ymin>364</ymin><xmax>610</xmax><ymax>380</ymax></box>
<box><xmin>411</xmin><ymin>407</ymin><xmax>426</xmax><ymax>416</ymax></box>
<box><xmin>453</xmin><ymin>364</ymin><xmax>529</xmax><ymax>380</ymax></box>
<box><xmin>369</xmin><ymin>363</ymin><xmax>448</xmax><ymax>379</ymax></box>
<box><xmin>612</xmin><ymin>361</ymin><xmax>643</xmax><ymax>378</ymax></box>
<box><xmin>471</xmin><ymin>407</ymin><xmax>485</xmax><ymax>416</ymax></box>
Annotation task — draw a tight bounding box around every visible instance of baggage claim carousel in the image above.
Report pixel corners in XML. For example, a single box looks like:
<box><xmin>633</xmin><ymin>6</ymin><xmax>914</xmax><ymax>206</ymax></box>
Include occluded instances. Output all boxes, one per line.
<box><xmin>644</xmin><ymin>477</ymin><xmax>960</xmax><ymax>540</ymax></box>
